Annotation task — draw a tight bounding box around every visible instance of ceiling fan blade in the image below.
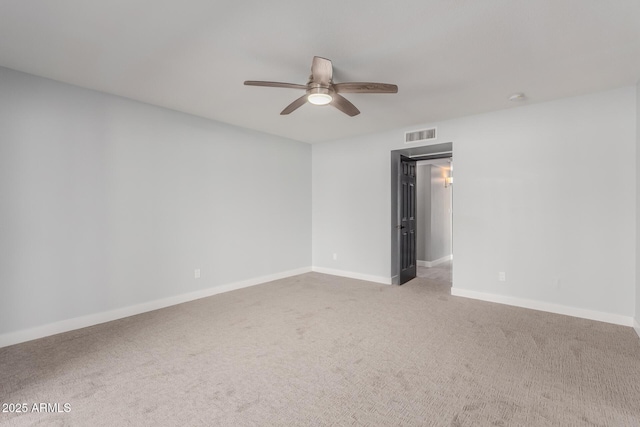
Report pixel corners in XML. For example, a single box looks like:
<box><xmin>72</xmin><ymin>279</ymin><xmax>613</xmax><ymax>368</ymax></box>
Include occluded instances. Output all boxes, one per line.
<box><xmin>311</xmin><ymin>56</ymin><xmax>333</xmax><ymax>84</ymax></box>
<box><xmin>280</xmin><ymin>95</ymin><xmax>308</xmax><ymax>115</ymax></box>
<box><xmin>333</xmin><ymin>82</ymin><xmax>398</xmax><ymax>93</ymax></box>
<box><xmin>330</xmin><ymin>94</ymin><xmax>360</xmax><ymax>117</ymax></box>
<box><xmin>244</xmin><ymin>81</ymin><xmax>307</xmax><ymax>90</ymax></box>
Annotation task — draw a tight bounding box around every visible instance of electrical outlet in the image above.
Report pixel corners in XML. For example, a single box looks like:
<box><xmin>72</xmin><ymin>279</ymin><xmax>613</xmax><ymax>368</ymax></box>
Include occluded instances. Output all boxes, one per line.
<box><xmin>333</xmin><ymin>253</ymin><xmax>338</xmax><ymax>261</ymax></box>
<box><xmin>498</xmin><ymin>272</ymin><xmax>506</xmax><ymax>282</ymax></box>
<box><xmin>195</xmin><ymin>269</ymin><xmax>201</xmax><ymax>279</ymax></box>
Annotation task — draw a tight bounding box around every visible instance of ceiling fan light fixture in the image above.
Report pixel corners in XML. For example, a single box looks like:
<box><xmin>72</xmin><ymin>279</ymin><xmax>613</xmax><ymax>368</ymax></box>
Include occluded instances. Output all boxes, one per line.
<box><xmin>308</xmin><ymin>93</ymin><xmax>332</xmax><ymax>105</ymax></box>
<box><xmin>307</xmin><ymin>87</ymin><xmax>332</xmax><ymax>105</ymax></box>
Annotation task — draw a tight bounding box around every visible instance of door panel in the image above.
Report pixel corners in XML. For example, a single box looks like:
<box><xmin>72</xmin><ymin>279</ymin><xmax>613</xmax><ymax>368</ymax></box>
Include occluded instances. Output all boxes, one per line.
<box><xmin>399</xmin><ymin>156</ymin><xmax>416</xmax><ymax>284</ymax></box>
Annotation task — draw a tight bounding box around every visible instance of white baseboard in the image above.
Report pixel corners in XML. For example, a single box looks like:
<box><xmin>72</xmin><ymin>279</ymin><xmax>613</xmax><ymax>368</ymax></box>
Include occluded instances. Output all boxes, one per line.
<box><xmin>634</xmin><ymin>319</ymin><xmax>640</xmax><ymax>340</ymax></box>
<box><xmin>0</xmin><ymin>266</ymin><xmax>312</xmax><ymax>349</ymax></box>
<box><xmin>311</xmin><ymin>266</ymin><xmax>392</xmax><ymax>285</ymax></box>
<box><xmin>417</xmin><ymin>255</ymin><xmax>452</xmax><ymax>268</ymax></box>
<box><xmin>450</xmin><ymin>287</ymin><xmax>635</xmax><ymax>327</ymax></box>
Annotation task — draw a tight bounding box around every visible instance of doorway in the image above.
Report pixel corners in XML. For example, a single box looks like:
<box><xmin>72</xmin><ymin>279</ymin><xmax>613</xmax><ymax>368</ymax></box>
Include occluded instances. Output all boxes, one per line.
<box><xmin>415</xmin><ymin>159</ymin><xmax>453</xmax><ymax>283</ymax></box>
<box><xmin>391</xmin><ymin>142</ymin><xmax>453</xmax><ymax>285</ymax></box>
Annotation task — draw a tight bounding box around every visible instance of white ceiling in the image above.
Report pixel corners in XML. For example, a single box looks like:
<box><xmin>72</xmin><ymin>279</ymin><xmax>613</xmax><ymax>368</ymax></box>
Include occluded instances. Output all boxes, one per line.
<box><xmin>1</xmin><ymin>0</ymin><xmax>639</xmax><ymax>143</ymax></box>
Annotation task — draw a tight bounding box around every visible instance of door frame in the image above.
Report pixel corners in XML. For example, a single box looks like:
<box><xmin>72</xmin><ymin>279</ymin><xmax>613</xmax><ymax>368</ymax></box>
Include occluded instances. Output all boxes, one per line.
<box><xmin>391</xmin><ymin>142</ymin><xmax>453</xmax><ymax>285</ymax></box>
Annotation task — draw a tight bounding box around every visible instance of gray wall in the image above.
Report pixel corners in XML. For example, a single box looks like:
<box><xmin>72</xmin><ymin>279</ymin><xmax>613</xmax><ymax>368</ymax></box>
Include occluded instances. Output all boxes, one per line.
<box><xmin>313</xmin><ymin>87</ymin><xmax>636</xmax><ymax>319</ymax></box>
<box><xmin>416</xmin><ymin>164</ymin><xmax>452</xmax><ymax>263</ymax></box>
<box><xmin>416</xmin><ymin>165</ymin><xmax>431</xmax><ymax>261</ymax></box>
<box><xmin>0</xmin><ymin>67</ymin><xmax>312</xmax><ymax>335</ymax></box>
<box><xmin>429</xmin><ymin>165</ymin><xmax>452</xmax><ymax>261</ymax></box>
<box><xmin>636</xmin><ymin>79</ymin><xmax>640</xmax><ymax>333</ymax></box>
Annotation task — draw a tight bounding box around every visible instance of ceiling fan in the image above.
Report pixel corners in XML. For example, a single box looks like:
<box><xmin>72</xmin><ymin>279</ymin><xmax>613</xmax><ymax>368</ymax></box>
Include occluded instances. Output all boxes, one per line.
<box><xmin>244</xmin><ymin>56</ymin><xmax>398</xmax><ymax>117</ymax></box>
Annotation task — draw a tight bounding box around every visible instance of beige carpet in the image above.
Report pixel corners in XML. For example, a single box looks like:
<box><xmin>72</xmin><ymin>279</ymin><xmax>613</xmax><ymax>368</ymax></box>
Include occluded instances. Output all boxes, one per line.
<box><xmin>1</xmin><ymin>271</ymin><xmax>640</xmax><ymax>426</ymax></box>
<box><xmin>417</xmin><ymin>261</ymin><xmax>452</xmax><ymax>282</ymax></box>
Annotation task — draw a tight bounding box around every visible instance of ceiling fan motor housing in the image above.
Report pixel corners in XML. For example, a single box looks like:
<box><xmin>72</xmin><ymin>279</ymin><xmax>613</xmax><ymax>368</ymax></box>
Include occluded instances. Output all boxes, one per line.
<box><xmin>307</xmin><ymin>84</ymin><xmax>332</xmax><ymax>96</ymax></box>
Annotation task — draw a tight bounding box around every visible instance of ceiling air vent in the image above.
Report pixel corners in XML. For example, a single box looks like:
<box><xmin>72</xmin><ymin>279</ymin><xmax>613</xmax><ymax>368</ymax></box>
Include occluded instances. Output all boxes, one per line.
<box><xmin>405</xmin><ymin>127</ymin><xmax>437</xmax><ymax>143</ymax></box>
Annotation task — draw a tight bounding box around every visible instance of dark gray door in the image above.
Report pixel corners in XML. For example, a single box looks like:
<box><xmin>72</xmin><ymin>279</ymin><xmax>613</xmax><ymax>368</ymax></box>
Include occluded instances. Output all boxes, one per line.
<box><xmin>399</xmin><ymin>156</ymin><xmax>417</xmax><ymax>284</ymax></box>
